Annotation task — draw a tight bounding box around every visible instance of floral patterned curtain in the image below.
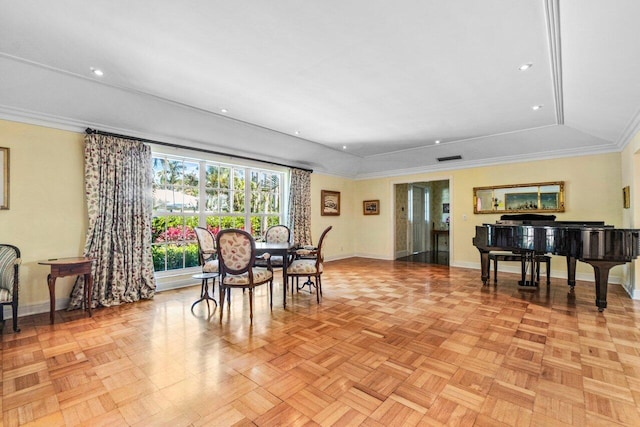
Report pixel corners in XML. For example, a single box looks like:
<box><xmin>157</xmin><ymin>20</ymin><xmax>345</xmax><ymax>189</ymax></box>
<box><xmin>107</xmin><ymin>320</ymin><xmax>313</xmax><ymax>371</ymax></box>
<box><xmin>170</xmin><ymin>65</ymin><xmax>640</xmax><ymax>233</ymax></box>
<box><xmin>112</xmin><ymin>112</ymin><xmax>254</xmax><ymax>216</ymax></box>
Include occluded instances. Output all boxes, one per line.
<box><xmin>68</xmin><ymin>133</ymin><xmax>156</xmax><ymax>309</ymax></box>
<box><xmin>288</xmin><ymin>168</ymin><xmax>312</xmax><ymax>246</ymax></box>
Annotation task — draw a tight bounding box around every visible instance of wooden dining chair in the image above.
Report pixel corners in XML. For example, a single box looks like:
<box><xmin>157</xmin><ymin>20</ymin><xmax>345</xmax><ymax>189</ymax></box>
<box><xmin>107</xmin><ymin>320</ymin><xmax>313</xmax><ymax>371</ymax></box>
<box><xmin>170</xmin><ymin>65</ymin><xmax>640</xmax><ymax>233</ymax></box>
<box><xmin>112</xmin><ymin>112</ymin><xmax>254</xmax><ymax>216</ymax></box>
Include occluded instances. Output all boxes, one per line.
<box><xmin>255</xmin><ymin>224</ymin><xmax>292</xmax><ymax>268</ymax></box>
<box><xmin>216</xmin><ymin>229</ymin><xmax>273</xmax><ymax>322</ymax></box>
<box><xmin>194</xmin><ymin>226</ymin><xmax>219</xmax><ymax>275</ymax></box>
<box><xmin>286</xmin><ymin>226</ymin><xmax>332</xmax><ymax>303</ymax></box>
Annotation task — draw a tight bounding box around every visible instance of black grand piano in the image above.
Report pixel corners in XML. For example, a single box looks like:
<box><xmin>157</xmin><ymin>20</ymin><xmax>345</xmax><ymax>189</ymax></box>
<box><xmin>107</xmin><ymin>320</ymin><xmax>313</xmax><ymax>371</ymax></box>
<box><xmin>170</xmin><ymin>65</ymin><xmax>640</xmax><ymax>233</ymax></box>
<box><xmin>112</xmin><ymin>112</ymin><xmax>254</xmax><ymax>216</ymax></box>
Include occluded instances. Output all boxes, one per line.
<box><xmin>472</xmin><ymin>214</ymin><xmax>640</xmax><ymax>311</ymax></box>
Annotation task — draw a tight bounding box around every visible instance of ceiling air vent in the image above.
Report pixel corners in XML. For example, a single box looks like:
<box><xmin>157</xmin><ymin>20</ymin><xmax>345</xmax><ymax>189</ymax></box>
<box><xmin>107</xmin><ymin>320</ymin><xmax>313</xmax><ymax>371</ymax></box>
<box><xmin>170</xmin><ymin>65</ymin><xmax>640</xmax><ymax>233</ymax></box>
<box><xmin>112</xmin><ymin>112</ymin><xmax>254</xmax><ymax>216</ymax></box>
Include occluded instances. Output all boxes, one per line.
<box><xmin>437</xmin><ymin>155</ymin><xmax>462</xmax><ymax>162</ymax></box>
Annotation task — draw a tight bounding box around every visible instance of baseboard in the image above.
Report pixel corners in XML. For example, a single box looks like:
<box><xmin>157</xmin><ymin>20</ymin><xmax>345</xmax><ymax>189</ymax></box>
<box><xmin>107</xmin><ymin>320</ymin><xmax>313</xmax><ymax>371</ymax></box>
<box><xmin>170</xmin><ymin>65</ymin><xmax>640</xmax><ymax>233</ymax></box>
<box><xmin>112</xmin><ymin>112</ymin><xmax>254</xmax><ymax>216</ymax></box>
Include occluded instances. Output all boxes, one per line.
<box><xmin>326</xmin><ymin>253</ymin><xmax>358</xmax><ymax>262</ymax></box>
<box><xmin>353</xmin><ymin>252</ymin><xmax>394</xmax><ymax>260</ymax></box>
<box><xmin>395</xmin><ymin>250</ymin><xmax>409</xmax><ymax>259</ymax></box>
<box><xmin>2</xmin><ymin>297</ymin><xmax>70</xmax><ymax>320</ymax></box>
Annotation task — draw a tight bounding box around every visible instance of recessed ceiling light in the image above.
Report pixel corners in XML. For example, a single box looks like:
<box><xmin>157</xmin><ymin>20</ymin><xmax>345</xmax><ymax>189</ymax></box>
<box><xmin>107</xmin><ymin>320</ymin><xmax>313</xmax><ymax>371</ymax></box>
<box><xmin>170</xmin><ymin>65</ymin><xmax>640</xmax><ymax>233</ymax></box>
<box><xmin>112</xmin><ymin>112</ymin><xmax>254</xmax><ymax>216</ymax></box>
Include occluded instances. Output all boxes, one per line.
<box><xmin>435</xmin><ymin>140</ymin><xmax>441</xmax><ymax>144</ymax></box>
<box><xmin>220</xmin><ymin>108</ymin><xmax>228</xmax><ymax>113</ymax></box>
<box><xmin>90</xmin><ymin>67</ymin><xmax>104</xmax><ymax>77</ymax></box>
<box><xmin>532</xmin><ymin>105</ymin><xmax>543</xmax><ymax>110</ymax></box>
<box><xmin>294</xmin><ymin>131</ymin><xmax>300</xmax><ymax>135</ymax></box>
<box><xmin>342</xmin><ymin>145</ymin><xmax>347</xmax><ymax>150</ymax></box>
<box><xmin>518</xmin><ymin>63</ymin><xmax>533</xmax><ymax>71</ymax></box>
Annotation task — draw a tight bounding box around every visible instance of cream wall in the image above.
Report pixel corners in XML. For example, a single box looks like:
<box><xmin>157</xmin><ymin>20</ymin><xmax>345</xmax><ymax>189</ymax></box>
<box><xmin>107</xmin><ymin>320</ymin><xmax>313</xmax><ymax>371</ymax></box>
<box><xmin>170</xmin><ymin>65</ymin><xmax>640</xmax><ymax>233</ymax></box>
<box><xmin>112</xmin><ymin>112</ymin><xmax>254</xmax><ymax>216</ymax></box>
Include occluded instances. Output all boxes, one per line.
<box><xmin>355</xmin><ymin>152</ymin><xmax>627</xmax><ymax>283</ymax></box>
<box><xmin>310</xmin><ymin>173</ymin><xmax>356</xmax><ymax>260</ymax></box>
<box><xmin>0</xmin><ymin>120</ymin><xmax>87</xmax><ymax>315</ymax></box>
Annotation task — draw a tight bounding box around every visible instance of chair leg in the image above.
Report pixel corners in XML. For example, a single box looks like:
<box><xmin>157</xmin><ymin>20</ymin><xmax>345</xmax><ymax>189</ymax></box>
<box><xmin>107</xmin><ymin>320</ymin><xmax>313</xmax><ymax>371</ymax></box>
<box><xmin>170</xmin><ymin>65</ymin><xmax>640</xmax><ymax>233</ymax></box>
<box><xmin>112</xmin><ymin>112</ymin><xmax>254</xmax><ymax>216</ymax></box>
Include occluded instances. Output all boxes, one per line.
<box><xmin>12</xmin><ymin>300</ymin><xmax>19</xmax><ymax>332</ymax></box>
<box><xmin>316</xmin><ymin>276</ymin><xmax>320</xmax><ymax>304</ymax></box>
<box><xmin>219</xmin><ymin>286</ymin><xmax>226</xmax><ymax>321</ymax></box>
<box><xmin>249</xmin><ymin>288</ymin><xmax>254</xmax><ymax>323</ymax></box>
<box><xmin>269</xmin><ymin>280</ymin><xmax>273</xmax><ymax>310</ymax></box>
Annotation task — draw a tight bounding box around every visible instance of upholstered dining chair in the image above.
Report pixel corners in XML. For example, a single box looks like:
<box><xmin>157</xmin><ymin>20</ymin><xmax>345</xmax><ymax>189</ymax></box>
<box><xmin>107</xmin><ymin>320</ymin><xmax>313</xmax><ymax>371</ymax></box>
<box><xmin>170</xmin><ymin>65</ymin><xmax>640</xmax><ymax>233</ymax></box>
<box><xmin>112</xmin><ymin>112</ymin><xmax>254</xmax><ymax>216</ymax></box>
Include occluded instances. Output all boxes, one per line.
<box><xmin>216</xmin><ymin>229</ymin><xmax>274</xmax><ymax>322</ymax></box>
<box><xmin>286</xmin><ymin>226</ymin><xmax>332</xmax><ymax>303</ymax></box>
<box><xmin>0</xmin><ymin>244</ymin><xmax>21</xmax><ymax>332</ymax></box>
<box><xmin>194</xmin><ymin>227</ymin><xmax>219</xmax><ymax>275</ymax></box>
<box><xmin>256</xmin><ymin>224</ymin><xmax>292</xmax><ymax>268</ymax></box>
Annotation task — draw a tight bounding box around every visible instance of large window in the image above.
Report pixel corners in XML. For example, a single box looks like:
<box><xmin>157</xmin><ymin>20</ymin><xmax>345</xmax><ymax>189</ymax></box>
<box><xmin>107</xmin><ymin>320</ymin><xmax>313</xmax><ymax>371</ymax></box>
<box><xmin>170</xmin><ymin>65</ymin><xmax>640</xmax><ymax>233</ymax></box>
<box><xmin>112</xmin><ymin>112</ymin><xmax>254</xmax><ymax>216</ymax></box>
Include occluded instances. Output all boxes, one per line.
<box><xmin>151</xmin><ymin>153</ymin><xmax>285</xmax><ymax>273</ymax></box>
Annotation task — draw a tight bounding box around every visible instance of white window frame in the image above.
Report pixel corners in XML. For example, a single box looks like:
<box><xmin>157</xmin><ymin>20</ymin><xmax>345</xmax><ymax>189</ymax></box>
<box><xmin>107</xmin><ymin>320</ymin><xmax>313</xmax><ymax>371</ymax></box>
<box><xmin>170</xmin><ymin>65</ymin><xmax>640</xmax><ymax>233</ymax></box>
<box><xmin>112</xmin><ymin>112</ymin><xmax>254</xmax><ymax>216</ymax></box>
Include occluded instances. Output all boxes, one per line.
<box><xmin>151</xmin><ymin>147</ymin><xmax>288</xmax><ymax>283</ymax></box>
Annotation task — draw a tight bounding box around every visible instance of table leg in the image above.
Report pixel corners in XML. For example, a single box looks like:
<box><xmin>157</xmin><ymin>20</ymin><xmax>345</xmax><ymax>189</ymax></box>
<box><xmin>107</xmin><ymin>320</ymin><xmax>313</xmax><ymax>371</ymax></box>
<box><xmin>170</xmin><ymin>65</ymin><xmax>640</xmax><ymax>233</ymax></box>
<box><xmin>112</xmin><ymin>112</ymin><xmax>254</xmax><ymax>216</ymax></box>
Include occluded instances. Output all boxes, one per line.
<box><xmin>282</xmin><ymin>255</ymin><xmax>288</xmax><ymax>309</ymax></box>
<box><xmin>47</xmin><ymin>274</ymin><xmax>56</xmax><ymax>324</ymax></box>
<box><xmin>191</xmin><ymin>278</ymin><xmax>218</xmax><ymax>311</ymax></box>
<box><xmin>84</xmin><ymin>273</ymin><xmax>93</xmax><ymax>317</ymax></box>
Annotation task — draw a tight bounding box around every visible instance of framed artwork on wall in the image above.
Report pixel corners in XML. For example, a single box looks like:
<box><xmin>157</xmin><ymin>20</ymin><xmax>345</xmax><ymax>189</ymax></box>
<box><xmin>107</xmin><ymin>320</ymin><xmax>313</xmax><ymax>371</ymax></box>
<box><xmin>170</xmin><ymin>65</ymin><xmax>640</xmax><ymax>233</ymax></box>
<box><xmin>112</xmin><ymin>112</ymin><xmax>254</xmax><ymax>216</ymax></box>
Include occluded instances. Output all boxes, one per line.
<box><xmin>473</xmin><ymin>181</ymin><xmax>565</xmax><ymax>214</ymax></box>
<box><xmin>321</xmin><ymin>190</ymin><xmax>340</xmax><ymax>216</ymax></box>
<box><xmin>0</xmin><ymin>147</ymin><xmax>8</xmax><ymax>210</ymax></box>
<box><xmin>363</xmin><ymin>200</ymin><xmax>380</xmax><ymax>215</ymax></box>
<box><xmin>623</xmin><ymin>186</ymin><xmax>630</xmax><ymax>209</ymax></box>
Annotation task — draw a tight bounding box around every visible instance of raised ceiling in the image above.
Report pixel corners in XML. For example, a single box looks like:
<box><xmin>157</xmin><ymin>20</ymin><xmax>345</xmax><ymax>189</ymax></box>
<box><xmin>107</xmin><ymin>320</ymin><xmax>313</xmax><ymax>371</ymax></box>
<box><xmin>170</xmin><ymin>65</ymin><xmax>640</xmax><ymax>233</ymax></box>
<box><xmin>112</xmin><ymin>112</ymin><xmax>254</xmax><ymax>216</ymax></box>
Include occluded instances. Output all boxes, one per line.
<box><xmin>1</xmin><ymin>0</ymin><xmax>639</xmax><ymax>177</ymax></box>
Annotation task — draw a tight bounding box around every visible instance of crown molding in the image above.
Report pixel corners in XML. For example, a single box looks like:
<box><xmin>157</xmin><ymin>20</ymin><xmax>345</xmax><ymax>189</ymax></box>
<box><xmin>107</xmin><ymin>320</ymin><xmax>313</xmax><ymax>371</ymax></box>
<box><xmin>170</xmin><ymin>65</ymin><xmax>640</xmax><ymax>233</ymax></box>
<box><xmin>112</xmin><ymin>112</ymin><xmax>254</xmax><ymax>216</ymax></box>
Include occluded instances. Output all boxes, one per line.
<box><xmin>615</xmin><ymin>106</ymin><xmax>640</xmax><ymax>149</ymax></box>
<box><xmin>544</xmin><ymin>0</ymin><xmax>564</xmax><ymax>125</ymax></box>
<box><xmin>0</xmin><ymin>105</ymin><xmax>331</xmax><ymax>174</ymax></box>
<box><xmin>354</xmin><ymin>144</ymin><xmax>620</xmax><ymax>180</ymax></box>
<box><xmin>362</xmin><ymin>125</ymin><xmax>558</xmax><ymax>159</ymax></box>
<box><xmin>0</xmin><ymin>104</ymin><xmax>88</xmax><ymax>133</ymax></box>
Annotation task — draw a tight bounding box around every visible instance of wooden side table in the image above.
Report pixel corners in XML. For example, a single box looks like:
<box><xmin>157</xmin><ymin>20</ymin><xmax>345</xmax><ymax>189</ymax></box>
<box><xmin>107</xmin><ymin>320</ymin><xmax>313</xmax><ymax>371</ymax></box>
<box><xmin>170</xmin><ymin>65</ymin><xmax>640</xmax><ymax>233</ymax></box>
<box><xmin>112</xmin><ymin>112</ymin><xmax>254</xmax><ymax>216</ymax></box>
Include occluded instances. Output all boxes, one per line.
<box><xmin>191</xmin><ymin>272</ymin><xmax>218</xmax><ymax>311</ymax></box>
<box><xmin>38</xmin><ymin>257</ymin><xmax>95</xmax><ymax>324</ymax></box>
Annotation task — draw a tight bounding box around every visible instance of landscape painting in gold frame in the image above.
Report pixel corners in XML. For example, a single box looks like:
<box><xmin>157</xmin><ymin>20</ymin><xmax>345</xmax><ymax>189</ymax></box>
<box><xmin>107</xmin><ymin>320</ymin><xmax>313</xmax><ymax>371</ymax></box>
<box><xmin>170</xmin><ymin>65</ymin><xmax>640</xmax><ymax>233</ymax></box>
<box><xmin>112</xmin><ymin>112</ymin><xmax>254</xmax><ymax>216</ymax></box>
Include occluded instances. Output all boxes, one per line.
<box><xmin>473</xmin><ymin>181</ymin><xmax>564</xmax><ymax>214</ymax></box>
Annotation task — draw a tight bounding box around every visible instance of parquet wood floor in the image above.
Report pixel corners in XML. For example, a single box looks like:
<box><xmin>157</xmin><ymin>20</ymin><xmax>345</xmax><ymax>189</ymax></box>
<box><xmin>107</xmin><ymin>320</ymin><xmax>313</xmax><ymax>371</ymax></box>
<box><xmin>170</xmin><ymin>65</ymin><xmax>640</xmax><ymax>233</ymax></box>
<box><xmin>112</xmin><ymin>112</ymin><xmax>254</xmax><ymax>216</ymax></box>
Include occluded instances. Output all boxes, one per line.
<box><xmin>3</xmin><ymin>257</ymin><xmax>640</xmax><ymax>426</ymax></box>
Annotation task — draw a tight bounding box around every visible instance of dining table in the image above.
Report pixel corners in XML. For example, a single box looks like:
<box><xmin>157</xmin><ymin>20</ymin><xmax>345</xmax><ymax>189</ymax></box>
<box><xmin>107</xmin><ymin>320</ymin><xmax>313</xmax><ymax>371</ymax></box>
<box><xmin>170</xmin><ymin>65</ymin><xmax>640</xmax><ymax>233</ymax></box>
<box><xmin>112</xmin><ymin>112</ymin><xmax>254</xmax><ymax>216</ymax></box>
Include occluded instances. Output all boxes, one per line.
<box><xmin>255</xmin><ymin>241</ymin><xmax>295</xmax><ymax>309</ymax></box>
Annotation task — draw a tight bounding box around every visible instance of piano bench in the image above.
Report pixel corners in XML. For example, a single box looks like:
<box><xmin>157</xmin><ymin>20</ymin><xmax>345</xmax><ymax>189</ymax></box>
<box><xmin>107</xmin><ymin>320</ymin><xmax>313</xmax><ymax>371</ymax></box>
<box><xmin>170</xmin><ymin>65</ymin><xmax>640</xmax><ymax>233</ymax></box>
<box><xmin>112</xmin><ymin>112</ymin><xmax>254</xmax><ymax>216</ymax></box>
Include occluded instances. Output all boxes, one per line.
<box><xmin>488</xmin><ymin>252</ymin><xmax>551</xmax><ymax>285</ymax></box>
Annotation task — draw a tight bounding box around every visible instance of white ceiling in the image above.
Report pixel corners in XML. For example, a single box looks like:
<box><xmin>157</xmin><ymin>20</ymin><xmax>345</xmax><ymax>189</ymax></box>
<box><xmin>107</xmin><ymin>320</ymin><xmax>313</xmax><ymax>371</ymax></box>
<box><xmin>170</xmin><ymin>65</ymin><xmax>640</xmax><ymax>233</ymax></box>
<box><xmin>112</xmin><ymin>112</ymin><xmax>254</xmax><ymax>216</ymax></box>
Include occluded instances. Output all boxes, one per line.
<box><xmin>0</xmin><ymin>0</ymin><xmax>639</xmax><ymax>177</ymax></box>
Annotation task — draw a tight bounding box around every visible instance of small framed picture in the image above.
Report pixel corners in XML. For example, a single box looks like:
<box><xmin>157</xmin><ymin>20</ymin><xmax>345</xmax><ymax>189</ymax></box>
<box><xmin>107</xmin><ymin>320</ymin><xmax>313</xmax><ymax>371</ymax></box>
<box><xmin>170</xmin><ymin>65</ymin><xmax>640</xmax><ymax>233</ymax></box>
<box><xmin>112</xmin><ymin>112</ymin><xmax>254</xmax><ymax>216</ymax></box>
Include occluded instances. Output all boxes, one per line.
<box><xmin>0</xmin><ymin>147</ymin><xmax>8</xmax><ymax>210</ymax></box>
<box><xmin>623</xmin><ymin>186</ymin><xmax>630</xmax><ymax>209</ymax></box>
<box><xmin>363</xmin><ymin>200</ymin><xmax>380</xmax><ymax>215</ymax></box>
<box><xmin>321</xmin><ymin>190</ymin><xmax>340</xmax><ymax>216</ymax></box>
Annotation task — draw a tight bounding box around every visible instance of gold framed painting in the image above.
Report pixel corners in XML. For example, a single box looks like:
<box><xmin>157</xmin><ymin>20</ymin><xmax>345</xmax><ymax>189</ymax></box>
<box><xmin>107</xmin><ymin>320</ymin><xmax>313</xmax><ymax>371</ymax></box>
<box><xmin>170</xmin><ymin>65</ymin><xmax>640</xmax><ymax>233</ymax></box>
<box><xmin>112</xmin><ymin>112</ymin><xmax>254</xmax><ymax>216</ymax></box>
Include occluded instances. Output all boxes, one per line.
<box><xmin>473</xmin><ymin>181</ymin><xmax>564</xmax><ymax>214</ymax></box>
<box><xmin>623</xmin><ymin>185</ymin><xmax>630</xmax><ymax>209</ymax></box>
<box><xmin>321</xmin><ymin>190</ymin><xmax>340</xmax><ymax>216</ymax></box>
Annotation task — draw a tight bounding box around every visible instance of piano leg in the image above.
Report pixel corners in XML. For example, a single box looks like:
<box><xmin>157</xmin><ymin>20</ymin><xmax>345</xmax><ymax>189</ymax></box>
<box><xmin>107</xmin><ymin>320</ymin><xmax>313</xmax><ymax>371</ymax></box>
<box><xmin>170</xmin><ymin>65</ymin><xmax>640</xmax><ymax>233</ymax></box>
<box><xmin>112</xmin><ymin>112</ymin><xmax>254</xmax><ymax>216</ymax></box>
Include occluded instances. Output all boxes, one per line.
<box><xmin>585</xmin><ymin>260</ymin><xmax>625</xmax><ymax>312</ymax></box>
<box><xmin>566</xmin><ymin>256</ymin><xmax>577</xmax><ymax>289</ymax></box>
<box><xmin>478</xmin><ymin>249</ymin><xmax>490</xmax><ymax>285</ymax></box>
<box><xmin>518</xmin><ymin>251</ymin><xmax>538</xmax><ymax>287</ymax></box>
